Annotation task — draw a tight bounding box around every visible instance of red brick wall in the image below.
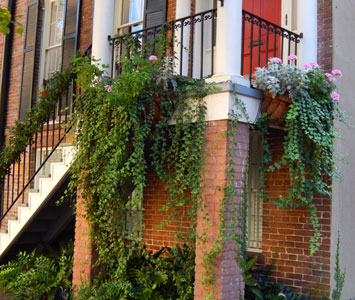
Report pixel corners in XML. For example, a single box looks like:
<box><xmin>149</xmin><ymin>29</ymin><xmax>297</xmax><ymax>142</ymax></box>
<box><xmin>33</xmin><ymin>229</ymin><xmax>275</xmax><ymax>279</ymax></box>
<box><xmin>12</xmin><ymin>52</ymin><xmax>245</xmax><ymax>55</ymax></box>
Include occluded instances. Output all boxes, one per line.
<box><xmin>142</xmin><ymin>172</ymin><xmax>192</xmax><ymax>251</ymax></box>
<box><xmin>5</xmin><ymin>0</ymin><xmax>27</xmax><ymax>129</ymax></box>
<box><xmin>261</xmin><ymin>128</ymin><xmax>331</xmax><ymax>299</ymax></box>
<box><xmin>318</xmin><ymin>0</ymin><xmax>333</xmax><ymax>72</ymax></box>
<box><xmin>167</xmin><ymin>0</ymin><xmax>176</xmax><ymax>22</ymax></box>
<box><xmin>78</xmin><ymin>0</ymin><xmax>93</xmax><ymax>53</ymax></box>
<box><xmin>195</xmin><ymin>120</ymin><xmax>248</xmax><ymax>300</ymax></box>
<box><xmin>72</xmin><ymin>189</ymin><xmax>95</xmax><ymax>289</ymax></box>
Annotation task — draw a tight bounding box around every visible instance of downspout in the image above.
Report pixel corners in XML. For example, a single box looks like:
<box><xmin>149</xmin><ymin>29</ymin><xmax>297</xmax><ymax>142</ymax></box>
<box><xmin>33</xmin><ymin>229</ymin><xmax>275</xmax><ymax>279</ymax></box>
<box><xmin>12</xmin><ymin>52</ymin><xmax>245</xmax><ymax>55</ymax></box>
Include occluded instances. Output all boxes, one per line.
<box><xmin>0</xmin><ymin>0</ymin><xmax>15</xmax><ymax>149</ymax></box>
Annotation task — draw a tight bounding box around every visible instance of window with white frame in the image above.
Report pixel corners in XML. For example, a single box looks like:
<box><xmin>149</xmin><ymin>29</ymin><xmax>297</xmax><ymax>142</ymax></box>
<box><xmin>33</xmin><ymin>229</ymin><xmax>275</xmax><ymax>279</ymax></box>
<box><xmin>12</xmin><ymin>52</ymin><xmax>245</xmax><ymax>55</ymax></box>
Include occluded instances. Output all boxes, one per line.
<box><xmin>247</xmin><ymin>131</ymin><xmax>264</xmax><ymax>250</ymax></box>
<box><xmin>119</xmin><ymin>0</ymin><xmax>144</xmax><ymax>33</ymax></box>
<box><xmin>43</xmin><ymin>0</ymin><xmax>66</xmax><ymax>80</ymax></box>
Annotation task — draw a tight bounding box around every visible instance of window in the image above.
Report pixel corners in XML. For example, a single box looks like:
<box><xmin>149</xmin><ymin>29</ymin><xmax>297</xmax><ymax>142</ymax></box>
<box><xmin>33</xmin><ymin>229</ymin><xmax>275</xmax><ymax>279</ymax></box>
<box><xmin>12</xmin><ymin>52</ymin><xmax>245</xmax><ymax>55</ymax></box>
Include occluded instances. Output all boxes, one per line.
<box><xmin>247</xmin><ymin>131</ymin><xmax>264</xmax><ymax>250</ymax></box>
<box><xmin>119</xmin><ymin>0</ymin><xmax>144</xmax><ymax>33</ymax></box>
<box><xmin>44</xmin><ymin>0</ymin><xmax>66</xmax><ymax>80</ymax></box>
<box><xmin>124</xmin><ymin>190</ymin><xmax>143</xmax><ymax>238</ymax></box>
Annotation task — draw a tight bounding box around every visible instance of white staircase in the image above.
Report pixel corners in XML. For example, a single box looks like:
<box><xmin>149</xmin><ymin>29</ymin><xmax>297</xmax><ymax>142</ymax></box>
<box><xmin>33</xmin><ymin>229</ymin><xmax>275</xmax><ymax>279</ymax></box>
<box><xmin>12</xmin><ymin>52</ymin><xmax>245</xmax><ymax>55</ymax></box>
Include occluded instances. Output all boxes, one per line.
<box><xmin>0</xmin><ymin>146</ymin><xmax>75</xmax><ymax>257</ymax></box>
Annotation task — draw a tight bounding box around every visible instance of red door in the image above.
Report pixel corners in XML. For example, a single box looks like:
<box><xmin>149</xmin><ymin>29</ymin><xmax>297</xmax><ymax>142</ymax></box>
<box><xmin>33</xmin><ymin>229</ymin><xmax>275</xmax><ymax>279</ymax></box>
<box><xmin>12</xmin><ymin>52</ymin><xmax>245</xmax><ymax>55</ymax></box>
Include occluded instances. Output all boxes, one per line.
<box><xmin>242</xmin><ymin>0</ymin><xmax>281</xmax><ymax>75</ymax></box>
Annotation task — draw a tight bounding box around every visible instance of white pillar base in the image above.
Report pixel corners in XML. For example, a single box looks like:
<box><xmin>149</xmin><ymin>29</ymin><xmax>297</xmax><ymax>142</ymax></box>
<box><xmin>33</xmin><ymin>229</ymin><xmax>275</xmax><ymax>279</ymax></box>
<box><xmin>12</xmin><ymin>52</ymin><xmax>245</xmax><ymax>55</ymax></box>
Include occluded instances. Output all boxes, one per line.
<box><xmin>207</xmin><ymin>74</ymin><xmax>250</xmax><ymax>88</ymax></box>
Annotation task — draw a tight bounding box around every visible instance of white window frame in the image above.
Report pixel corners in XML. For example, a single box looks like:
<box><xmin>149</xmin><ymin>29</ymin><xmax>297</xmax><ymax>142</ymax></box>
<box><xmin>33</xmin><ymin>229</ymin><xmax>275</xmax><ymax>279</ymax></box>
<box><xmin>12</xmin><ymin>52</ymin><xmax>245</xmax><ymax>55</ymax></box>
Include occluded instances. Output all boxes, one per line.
<box><xmin>115</xmin><ymin>0</ymin><xmax>145</xmax><ymax>34</ymax></box>
<box><xmin>39</xmin><ymin>0</ymin><xmax>66</xmax><ymax>88</ymax></box>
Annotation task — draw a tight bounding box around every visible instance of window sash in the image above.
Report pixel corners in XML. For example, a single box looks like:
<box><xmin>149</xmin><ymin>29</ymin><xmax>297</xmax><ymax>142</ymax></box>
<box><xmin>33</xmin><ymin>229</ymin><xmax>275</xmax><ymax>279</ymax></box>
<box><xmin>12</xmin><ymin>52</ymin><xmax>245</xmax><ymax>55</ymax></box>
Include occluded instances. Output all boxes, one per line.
<box><xmin>247</xmin><ymin>131</ymin><xmax>264</xmax><ymax>250</ymax></box>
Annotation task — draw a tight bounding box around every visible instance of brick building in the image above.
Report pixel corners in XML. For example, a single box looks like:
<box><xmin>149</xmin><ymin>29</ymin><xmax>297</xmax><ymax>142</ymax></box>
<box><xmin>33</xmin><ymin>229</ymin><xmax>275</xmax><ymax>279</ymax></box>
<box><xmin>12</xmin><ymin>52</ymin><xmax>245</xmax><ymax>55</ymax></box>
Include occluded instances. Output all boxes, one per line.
<box><xmin>0</xmin><ymin>0</ymin><xmax>354</xmax><ymax>299</ymax></box>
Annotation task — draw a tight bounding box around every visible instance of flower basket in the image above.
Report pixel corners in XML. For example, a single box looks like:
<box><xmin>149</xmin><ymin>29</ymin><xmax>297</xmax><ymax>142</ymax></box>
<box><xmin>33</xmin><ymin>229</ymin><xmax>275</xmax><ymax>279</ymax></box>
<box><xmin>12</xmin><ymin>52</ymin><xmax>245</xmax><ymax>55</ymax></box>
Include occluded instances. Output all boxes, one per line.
<box><xmin>261</xmin><ymin>93</ymin><xmax>292</xmax><ymax>121</ymax></box>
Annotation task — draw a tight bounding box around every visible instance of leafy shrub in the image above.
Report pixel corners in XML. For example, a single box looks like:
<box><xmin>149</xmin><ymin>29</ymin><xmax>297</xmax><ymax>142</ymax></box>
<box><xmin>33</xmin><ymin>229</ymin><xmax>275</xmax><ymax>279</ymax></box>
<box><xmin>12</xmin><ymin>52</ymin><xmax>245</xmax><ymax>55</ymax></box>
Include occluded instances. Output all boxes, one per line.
<box><xmin>77</xmin><ymin>242</ymin><xmax>195</xmax><ymax>300</ymax></box>
<box><xmin>0</xmin><ymin>242</ymin><xmax>73</xmax><ymax>300</ymax></box>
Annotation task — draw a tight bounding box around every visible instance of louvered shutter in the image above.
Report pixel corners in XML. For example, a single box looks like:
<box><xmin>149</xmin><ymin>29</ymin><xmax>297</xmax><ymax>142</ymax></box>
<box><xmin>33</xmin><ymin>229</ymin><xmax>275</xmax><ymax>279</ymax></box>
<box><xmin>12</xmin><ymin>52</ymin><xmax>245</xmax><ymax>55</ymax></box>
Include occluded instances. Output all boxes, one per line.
<box><xmin>19</xmin><ymin>1</ymin><xmax>39</xmax><ymax>121</ymax></box>
<box><xmin>60</xmin><ymin>0</ymin><xmax>80</xmax><ymax>112</ymax></box>
<box><xmin>144</xmin><ymin>0</ymin><xmax>167</xmax><ymax>29</ymax></box>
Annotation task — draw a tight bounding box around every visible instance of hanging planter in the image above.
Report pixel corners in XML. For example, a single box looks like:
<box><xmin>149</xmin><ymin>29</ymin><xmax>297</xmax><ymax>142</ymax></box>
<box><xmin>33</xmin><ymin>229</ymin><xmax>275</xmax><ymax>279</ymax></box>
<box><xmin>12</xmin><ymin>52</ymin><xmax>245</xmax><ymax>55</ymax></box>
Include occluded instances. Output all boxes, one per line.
<box><xmin>261</xmin><ymin>92</ymin><xmax>292</xmax><ymax>120</ymax></box>
<box><xmin>253</xmin><ymin>56</ymin><xmax>347</xmax><ymax>255</ymax></box>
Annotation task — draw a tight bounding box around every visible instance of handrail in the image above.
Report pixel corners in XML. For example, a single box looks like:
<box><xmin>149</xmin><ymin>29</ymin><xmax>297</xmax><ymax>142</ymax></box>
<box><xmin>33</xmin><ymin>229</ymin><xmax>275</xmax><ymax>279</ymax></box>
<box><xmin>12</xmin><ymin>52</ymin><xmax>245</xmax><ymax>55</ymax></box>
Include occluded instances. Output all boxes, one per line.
<box><xmin>0</xmin><ymin>86</ymin><xmax>74</xmax><ymax>224</ymax></box>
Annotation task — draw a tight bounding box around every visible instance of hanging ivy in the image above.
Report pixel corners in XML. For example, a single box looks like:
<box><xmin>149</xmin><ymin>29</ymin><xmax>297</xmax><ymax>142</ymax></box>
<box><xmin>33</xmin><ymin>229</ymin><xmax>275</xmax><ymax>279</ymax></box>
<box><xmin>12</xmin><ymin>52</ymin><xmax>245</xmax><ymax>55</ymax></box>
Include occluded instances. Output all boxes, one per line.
<box><xmin>254</xmin><ymin>57</ymin><xmax>349</xmax><ymax>254</ymax></box>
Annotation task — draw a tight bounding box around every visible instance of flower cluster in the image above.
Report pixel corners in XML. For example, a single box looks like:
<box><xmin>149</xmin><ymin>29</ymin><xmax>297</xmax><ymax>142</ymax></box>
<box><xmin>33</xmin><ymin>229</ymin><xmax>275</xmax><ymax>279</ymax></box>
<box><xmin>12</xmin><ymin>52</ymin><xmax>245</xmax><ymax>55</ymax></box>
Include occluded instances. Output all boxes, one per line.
<box><xmin>104</xmin><ymin>85</ymin><xmax>112</xmax><ymax>92</ymax></box>
<box><xmin>254</xmin><ymin>55</ymin><xmax>342</xmax><ymax>103</ymax></box>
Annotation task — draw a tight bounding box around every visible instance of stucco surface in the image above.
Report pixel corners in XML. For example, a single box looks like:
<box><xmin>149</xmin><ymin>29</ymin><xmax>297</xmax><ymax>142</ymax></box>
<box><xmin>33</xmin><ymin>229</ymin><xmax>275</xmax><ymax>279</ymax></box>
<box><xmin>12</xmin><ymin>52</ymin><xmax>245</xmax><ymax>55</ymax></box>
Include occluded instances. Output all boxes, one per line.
<box><xmin>332</xmin><ymin>0</ymin><xmax>355</xmax><ymax>297</ymax></box>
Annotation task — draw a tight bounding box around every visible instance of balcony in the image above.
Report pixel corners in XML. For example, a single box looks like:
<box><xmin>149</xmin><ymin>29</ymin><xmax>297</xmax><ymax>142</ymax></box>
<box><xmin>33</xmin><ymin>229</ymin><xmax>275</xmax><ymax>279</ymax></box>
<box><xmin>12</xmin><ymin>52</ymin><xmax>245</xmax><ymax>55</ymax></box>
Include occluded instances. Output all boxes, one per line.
<box><xmin>108</xmin><ymin>9</ymin><xmax>303</xmax><ymax>83</ymax></box>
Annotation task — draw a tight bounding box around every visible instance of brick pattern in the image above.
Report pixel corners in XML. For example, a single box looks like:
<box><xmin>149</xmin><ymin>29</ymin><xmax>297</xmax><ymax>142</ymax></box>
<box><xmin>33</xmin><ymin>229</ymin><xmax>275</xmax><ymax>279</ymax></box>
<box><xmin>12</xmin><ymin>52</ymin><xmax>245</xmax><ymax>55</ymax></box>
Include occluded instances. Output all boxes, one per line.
<box><xmin>72</xmin><ymin>189</ymin><xmax>95</xmax><ymax>288</ymax></box>
<box><xmin>78</xmin><ymin>0</ymin><xmax>93</xmax><ymax>53</ymax></box>
<box><xmin>318</xmin><ymin>0</ymin><xmax>333</xmax><ymax>72</ymax></box>
<box><xmin>0</xmin><ymin>292</ymin><xmax>8</xmax><ymax>300</ymax></box>
<box><xmin>5</xmin><ymin>0</ymin><xmax>27</xmax><ymax>128</ymax></box>
<box><xmin>167</xmin><ymin>0</ymin><xmax>176</xmax><ymax>22</ymax></box>
<box><xmin>261</xmin><ymin>129</ymin><xmax>331</xmax><ymax>299</ymax></box>
<box><xmin>142</xmin><ymin>172</ymin><xmax>192</xmax><ymax>251</ymax></box>
<box><xmin>194</xmin><ymin>120</ymin><xmax>248</xmax><ymax>300</ymax></box>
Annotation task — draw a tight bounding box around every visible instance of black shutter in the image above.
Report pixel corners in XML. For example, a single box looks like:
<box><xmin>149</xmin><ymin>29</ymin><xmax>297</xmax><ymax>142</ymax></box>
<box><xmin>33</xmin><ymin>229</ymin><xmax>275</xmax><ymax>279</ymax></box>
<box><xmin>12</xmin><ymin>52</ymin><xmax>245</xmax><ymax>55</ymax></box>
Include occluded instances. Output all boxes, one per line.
<box><xmin>19</xmin><ymin>0</ymin><xmax>39</xmax><ymax>121</ymax></box>
<box><xmin>60</xmin><ymin>0</ymin><xmax>80</xmax><ymax>112</ymax></box>
<box><xmin>144</xmin><ymin>0</ymin><xmax>167</xmax><ymax>28</ymax></box>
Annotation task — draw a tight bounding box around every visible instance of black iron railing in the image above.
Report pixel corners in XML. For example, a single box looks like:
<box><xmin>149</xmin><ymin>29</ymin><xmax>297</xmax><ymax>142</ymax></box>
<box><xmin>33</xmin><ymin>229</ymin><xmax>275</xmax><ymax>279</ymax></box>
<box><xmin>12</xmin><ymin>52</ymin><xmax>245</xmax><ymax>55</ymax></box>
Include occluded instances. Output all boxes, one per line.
<box><xmin>241</xmin><ymin>10</ymin><xmax>303</xmax><ymax>80</ymax></box>
<box><xmin>109</xmin><ymin>9</ymin><xmax>302</xmax><ymax>83</ymax></box>
<box><xmin>108</xmin><ymin>9</ymin><xmax>217</xmax><ymax>79</ymax></box>
<box><xmin>0</xmin><ymin>90</ymin><xmax>73</xmax><ymax>225</ymax></box>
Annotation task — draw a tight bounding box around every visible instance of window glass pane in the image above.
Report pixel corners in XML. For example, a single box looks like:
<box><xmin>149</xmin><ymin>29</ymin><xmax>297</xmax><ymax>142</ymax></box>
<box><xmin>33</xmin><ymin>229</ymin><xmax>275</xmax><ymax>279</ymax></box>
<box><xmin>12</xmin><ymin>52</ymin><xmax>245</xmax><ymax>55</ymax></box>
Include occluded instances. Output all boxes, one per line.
<box><xmin>129</xmin><ymin>0</ymin><xmax>144</xmax><ymax>22</ymax></box>
<box><xmin>45</xmin><ymin>0</ymin><xmax>65</xmax><ymax>79</ymax></box>
<box><xmin>48</xmin><ymin>0</ymin><xmax>65</xmax><ymax>47</ymax></box>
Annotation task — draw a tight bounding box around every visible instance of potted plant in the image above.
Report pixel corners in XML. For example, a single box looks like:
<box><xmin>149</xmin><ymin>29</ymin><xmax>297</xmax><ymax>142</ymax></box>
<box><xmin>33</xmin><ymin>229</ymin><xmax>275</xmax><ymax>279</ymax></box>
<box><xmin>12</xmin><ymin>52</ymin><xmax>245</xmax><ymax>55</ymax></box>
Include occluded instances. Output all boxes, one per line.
<box><xmin>253</xmin><ymin>55</ymin><xmax>346</xmax><ymax>254</ymax></box>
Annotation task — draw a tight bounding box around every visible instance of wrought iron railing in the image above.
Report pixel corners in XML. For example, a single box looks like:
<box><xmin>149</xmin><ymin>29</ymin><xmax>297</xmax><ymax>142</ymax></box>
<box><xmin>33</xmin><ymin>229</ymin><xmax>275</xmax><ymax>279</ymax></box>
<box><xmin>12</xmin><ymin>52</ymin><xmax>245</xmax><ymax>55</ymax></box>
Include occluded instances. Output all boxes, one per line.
<box><xmin>108</xmin><ymin>9</ymin><xmax>217</xmax><ymax>79</ymax></box>
<box><xmin>109</xmin><ymin>9</ymin><xmax>302</xmax><ymax>83</ymax></box>
<box><xmin>0</xmin><ymin>89</ymin><xmax>73</xmax><ymax>227</ymax></box>
<box><xmin>241</xmin><ymin>10</ymin><xmax>303</xmax><ymax>80</ymax></box>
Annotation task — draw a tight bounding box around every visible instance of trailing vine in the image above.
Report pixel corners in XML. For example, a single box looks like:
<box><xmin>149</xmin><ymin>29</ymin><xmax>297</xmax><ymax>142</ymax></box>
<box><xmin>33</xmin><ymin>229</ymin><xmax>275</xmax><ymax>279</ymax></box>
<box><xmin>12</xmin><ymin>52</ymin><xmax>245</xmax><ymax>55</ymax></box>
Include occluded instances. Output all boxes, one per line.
<box><xmin>63</xmin><ymin>34</ymin><xmax>216</xmax><ymax>298</ymax></box>
<box><xmin>254</xmin><ymin>57</ymin><xmax>349</xmax><ymax>254</ymax></box>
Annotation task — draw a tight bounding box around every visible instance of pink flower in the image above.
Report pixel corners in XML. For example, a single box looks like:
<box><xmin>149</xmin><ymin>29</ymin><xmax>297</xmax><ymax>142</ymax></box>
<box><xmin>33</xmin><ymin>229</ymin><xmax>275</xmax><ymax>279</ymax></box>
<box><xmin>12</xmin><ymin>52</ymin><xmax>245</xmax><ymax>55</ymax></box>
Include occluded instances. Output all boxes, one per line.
<box><xmin>303</xmin><ymin>63</ymin><xmax>311</xmax><ymax>69</ymax></box>
<box><xmin>331</xmin><ymin>91</ymin><xmax>340</xmax><ymax>102</ymax></box>
<box><xmin>325</xmin><ymin>73</ymin><xmax>333</xmax><ymax>80</ymax></box>
<box><xmin>149</xmin><ymin>55</ymin><xmax>158</xmax><ymax>61</ymax></box>
<box><xmin>104</xmin><ymin>85</ymin><xmax>109</xmax><ymax>88</ymax></box>
<box><xmin>269</xmin><ymin>57</ymin><xmax>282</xmax><ymax>64</ymax></box>
<box><xmin>309</xmin><ymin>62</ymin><xmax>319</xmax><ymax>68</ymax></box>
<box><xmin>332</xmin><ymin>69</ymin><xmax>342</xmax><ymax>78</ymax></box>
<box><xmin>107</xmin><ymin>88</ymin><xmax>112</xmax><ymax>93</ymax></box>
<box><xmin>288</xmin><ymin>54</ymin><xmax>298</xmax><ymax>60</ymax></box>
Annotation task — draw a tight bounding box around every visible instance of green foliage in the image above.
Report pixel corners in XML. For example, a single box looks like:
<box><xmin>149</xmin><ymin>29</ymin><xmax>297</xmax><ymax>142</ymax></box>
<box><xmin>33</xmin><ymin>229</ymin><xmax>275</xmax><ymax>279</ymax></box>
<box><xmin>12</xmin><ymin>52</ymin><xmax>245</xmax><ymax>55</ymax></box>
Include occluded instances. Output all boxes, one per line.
<box><xmin>63</xmin><ymin>34</ymin><xmax>213</xmax><ymax>296</ymax></box>
<box><xmin>0</xmin><ymin>62</ymin><xmax>76</xmax><ymax>180</ymax></box>
<box><xmin>0</xmin><ymin>6</ymin><xmax>23</xmax><ymax>35</ymax></box>
<box><xmin>254</xmin><ymin>60</ymin><xmax>349</xmax><ymax>255</ymax></box>
<box><xmin>331</xmin><ymin>235</ymin><xmax>345</xmax><ymax>300</ymax></box>
<box><xmin>77</xmin><ymin>243</ymin><xmax>195</xmax><ymax>300</ymax></box>
<box><xmin>0</xmin><ymin>241</ymin><xmax>73</xmax><ymax>300</ymax></box>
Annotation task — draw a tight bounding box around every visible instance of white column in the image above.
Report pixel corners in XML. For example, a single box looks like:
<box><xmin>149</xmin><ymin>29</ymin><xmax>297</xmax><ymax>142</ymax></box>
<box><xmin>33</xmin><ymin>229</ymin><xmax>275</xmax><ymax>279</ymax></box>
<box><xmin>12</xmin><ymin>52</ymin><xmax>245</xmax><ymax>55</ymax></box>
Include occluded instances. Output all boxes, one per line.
<box><xmin>297</xmin><ymin>0</ymin><xmax>317</xmax><ymax>64</ymax></box>
<box><xmin>175</xmin><ymin>0</ymin><xmax>191</xmax><ymax>76</ymax></box>
<box><xmin>92</xmin><ymin>0</ymin><xmax>114</xmax><ymax>71</ymax></box>
<box><xmin>214</xmin><ymin>0</ymin><xmax>248</xmax><ymax>85</ymax></box>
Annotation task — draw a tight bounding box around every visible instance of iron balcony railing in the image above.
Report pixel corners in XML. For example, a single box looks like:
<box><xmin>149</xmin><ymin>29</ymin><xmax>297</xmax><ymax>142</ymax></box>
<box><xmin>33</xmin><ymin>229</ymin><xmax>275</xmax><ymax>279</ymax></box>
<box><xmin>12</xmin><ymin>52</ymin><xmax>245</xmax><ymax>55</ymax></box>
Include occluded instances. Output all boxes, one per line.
<box><xmin>109</xmin><ymin>9</ymin><xmax>217</xmax><ymax>79</ymax></box>
<box><xmin>241</xmin><ymin>10</ymin><xmax>303</xmax><ymax>79</ymax></box>
<box><xmin>108</xmin><ymin>9</ymin><xmax>302</xmax><ymax>83</ymax></box>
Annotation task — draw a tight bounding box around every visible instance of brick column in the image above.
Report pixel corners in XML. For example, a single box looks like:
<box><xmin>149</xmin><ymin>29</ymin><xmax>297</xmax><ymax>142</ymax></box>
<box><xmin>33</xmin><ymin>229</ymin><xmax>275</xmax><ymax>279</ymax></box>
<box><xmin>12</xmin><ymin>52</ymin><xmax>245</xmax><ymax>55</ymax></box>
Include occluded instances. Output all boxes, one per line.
<box><xmin>194</xmin><ymin>120</ymin><xmax>249</xmax><ymax>300</ymax></box>
<box><xmin>72</xmin><ymin>190</ymin><xmax>95</xmax><ymax>289</ymax></box>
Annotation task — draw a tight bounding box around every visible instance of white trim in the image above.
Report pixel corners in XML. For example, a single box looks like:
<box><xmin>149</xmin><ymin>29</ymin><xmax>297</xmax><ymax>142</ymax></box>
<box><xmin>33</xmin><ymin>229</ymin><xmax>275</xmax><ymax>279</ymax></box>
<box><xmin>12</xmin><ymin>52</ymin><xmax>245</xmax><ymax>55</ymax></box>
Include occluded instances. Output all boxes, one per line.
<box><xmin>215</xmin><ymin>0</ymin><xmax>243</xmax><ymax>79</ymax></box>
<box><xmin>92</xmin><ymin>0</ymin><xmax>115</xmax><ymax>71</ymax></box>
